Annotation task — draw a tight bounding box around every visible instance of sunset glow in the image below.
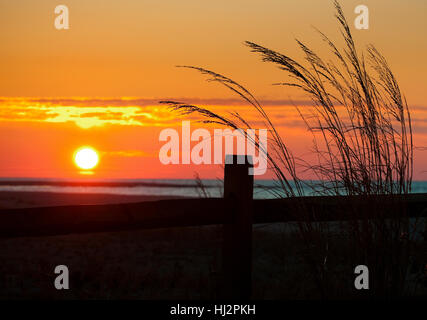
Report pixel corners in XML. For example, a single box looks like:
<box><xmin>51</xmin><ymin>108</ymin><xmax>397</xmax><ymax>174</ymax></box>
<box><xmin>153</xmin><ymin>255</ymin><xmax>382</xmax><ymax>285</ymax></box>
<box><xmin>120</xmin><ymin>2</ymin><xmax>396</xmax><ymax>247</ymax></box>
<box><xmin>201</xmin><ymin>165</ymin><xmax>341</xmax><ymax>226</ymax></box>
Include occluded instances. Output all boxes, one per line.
<box><xmin>74</xmin><ymin>147</ymin><xmax>99</xmax><ymax>171</ymax></box>
<box><xmin>0</xmin><ymin>0</ymin><xmax>426</xmax><ymax>180</ymax></box>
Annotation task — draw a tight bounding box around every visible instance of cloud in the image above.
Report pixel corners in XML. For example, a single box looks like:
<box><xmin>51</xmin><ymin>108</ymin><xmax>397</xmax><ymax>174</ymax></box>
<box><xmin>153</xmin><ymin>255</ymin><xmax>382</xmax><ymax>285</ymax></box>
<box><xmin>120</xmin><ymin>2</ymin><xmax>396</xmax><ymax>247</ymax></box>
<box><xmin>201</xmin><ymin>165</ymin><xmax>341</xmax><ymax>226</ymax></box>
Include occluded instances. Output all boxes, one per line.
<box><xmin>0</xmin><ymin>98</ymin><xmax>426</xmax><ymax>135</ymax></box>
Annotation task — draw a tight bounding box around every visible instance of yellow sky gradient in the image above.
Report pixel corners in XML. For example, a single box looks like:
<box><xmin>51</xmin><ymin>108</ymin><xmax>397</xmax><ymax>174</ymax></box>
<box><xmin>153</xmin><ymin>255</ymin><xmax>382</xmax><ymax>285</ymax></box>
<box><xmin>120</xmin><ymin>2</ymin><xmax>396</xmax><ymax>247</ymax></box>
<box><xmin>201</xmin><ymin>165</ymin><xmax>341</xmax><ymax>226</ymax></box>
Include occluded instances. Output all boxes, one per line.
<box><xmin>1</xmin><ymin>0</ymin><xmax>426</xmax><ymax>102</ymax></box>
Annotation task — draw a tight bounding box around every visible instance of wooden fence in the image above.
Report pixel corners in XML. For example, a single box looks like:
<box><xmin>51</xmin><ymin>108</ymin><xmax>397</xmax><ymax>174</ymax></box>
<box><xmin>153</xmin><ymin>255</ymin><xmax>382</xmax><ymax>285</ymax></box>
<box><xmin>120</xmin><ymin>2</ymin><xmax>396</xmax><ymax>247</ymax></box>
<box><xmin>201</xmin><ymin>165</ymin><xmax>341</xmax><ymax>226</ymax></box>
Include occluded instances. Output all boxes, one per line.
<box><xmin>0</xmin><ymin>158</ymin><xmax>426</xmax><ymax>299</ymax></box>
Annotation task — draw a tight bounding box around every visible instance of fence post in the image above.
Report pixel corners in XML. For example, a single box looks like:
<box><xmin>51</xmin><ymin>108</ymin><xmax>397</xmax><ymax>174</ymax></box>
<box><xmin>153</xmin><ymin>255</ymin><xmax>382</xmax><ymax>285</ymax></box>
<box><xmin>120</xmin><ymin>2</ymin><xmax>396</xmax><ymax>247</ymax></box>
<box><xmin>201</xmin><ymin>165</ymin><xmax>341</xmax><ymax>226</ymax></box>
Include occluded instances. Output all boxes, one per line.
<box><xmin>222</xmin><ymin>154</ymin><xmax>254</xmax><ymax>299</ymax></box>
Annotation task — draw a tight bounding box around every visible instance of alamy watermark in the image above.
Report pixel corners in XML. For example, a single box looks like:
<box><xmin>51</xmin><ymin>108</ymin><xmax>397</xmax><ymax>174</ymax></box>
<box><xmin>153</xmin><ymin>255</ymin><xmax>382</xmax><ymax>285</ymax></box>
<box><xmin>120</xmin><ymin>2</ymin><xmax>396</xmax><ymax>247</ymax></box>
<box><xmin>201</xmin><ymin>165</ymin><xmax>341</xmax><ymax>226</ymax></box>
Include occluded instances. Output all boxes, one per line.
<box><xmin>53</xmin><ymin>4</ymin><xmax>369</xmax><ymax>31</ymax></box>
<box><xmin>54</xmin><ymin>5</ymin><xmax>69</xmax><ymax>30</ymax></box>
<box><xmin>159</xmin><ymin>121</ymin><xmax>268</xmax><ymax>175</ymax></box>
<box><xmin>54</xmin><ymin>265</ymin><xmax>69</xmax><ymax>290</ymax></box>
<box><xmin>354</xmin><ymin>5</ymin><xmax>369</xmax><ymax>30</ymax></box>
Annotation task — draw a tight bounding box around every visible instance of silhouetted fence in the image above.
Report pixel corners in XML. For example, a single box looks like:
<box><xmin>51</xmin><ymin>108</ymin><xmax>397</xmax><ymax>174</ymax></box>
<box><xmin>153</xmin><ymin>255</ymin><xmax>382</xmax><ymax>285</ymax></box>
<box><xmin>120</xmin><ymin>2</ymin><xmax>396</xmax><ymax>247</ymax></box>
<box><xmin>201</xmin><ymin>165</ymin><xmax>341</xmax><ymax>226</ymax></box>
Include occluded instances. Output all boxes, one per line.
<box><xmin>0</xmin><ymin>158</ymin><xmax>426</xmax><ymax>299</ymax></box>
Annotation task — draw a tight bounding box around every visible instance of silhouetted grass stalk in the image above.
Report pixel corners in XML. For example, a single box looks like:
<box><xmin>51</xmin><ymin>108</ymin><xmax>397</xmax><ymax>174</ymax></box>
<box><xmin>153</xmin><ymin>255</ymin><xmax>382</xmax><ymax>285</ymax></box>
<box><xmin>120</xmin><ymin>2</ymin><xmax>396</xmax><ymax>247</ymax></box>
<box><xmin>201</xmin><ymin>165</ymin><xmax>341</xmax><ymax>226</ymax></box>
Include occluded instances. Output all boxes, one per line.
<box><xmin>161</xmin><ymin>1</ymin><xmax>418</xmax><ymax>298</ymax></box>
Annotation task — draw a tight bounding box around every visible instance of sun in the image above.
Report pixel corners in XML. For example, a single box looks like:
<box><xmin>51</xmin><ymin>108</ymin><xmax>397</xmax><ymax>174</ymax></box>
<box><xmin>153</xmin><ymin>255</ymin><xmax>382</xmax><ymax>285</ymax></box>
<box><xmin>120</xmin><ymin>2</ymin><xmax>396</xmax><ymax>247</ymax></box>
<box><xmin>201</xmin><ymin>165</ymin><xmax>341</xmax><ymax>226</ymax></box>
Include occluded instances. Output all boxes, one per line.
<box><xmin>74</xmin><ymin>147</ymin><xmax>99</xmax><ymax>170</ymax></box>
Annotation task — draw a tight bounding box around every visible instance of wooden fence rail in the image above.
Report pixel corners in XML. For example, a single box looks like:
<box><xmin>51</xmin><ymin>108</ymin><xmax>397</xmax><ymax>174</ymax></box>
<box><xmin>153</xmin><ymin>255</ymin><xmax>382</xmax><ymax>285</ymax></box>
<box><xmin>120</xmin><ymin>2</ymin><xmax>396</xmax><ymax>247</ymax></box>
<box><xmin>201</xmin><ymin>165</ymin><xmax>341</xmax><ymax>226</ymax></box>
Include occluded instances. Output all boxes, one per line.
<box><xmin>1</xmin><ymin>194</ymin><xmax>426</xmax><ymax>239</ymax></box>
<box><xmin>0</xmin><ymin>159</ymin><xmax>426</xmax><ymax>299</ymax></box>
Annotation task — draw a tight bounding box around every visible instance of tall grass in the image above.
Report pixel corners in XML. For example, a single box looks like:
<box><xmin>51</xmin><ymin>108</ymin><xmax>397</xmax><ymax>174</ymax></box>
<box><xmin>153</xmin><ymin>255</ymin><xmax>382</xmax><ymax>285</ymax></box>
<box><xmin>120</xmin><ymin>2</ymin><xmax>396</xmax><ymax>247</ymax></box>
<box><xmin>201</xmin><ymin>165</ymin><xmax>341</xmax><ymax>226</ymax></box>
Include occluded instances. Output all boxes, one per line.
<box><xmin>161</xmin><ymin>1</ymin><xmax>419</xmax><ymax>298</ymax></box>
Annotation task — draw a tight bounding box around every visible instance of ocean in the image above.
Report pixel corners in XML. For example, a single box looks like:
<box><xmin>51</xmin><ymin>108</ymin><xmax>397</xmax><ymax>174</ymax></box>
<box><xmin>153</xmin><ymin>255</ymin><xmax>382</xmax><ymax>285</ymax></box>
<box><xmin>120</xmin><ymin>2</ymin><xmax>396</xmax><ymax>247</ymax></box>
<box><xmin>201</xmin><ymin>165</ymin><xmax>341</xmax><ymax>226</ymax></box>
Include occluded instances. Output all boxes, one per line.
<box><xmin>0</xmin><ymin>178</ymin><xmax>426</xmax><ymax>199</ymax></box>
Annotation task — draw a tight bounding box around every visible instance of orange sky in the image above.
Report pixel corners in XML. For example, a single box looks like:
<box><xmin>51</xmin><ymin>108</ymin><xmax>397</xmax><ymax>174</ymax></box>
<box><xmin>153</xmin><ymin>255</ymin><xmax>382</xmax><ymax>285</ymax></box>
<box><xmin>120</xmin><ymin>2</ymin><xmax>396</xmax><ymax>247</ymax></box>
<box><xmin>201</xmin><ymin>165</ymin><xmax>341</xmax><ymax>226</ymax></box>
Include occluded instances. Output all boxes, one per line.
<box><xmin>0</xmin><ymin>0</ymin><xmax>426</xmax><ymax>180</ymax></box>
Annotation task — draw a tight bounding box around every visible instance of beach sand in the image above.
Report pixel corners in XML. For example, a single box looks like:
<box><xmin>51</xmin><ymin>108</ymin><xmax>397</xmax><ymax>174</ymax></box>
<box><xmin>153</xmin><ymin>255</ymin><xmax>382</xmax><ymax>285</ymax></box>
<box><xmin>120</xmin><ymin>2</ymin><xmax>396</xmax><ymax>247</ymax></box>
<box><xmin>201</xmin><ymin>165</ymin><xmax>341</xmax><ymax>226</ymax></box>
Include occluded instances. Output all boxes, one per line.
<box><xmin>0</xmin><ymin>191</ymin><xmax>425</xmax><ymax>299</ymax></box>
<box><xmin>0</xmin><ymin>191</ymin><xmax>188</xmax><ymax>209</ymax></box>
<box><xmin>0</xmin><ymin>191</ymin><xmax>317</xmax><ymax>299</ymax></box>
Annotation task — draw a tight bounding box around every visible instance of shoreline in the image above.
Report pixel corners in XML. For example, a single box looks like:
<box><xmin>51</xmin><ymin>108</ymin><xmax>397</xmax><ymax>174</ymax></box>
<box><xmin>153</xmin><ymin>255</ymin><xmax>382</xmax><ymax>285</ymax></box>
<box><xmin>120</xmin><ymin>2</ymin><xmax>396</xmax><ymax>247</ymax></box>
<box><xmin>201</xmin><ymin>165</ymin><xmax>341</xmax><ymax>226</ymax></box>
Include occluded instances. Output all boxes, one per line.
<box><xmin>0</xmin><ymin>191</ymin><xmax>191</xmax><ymax>209</ymax></box>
